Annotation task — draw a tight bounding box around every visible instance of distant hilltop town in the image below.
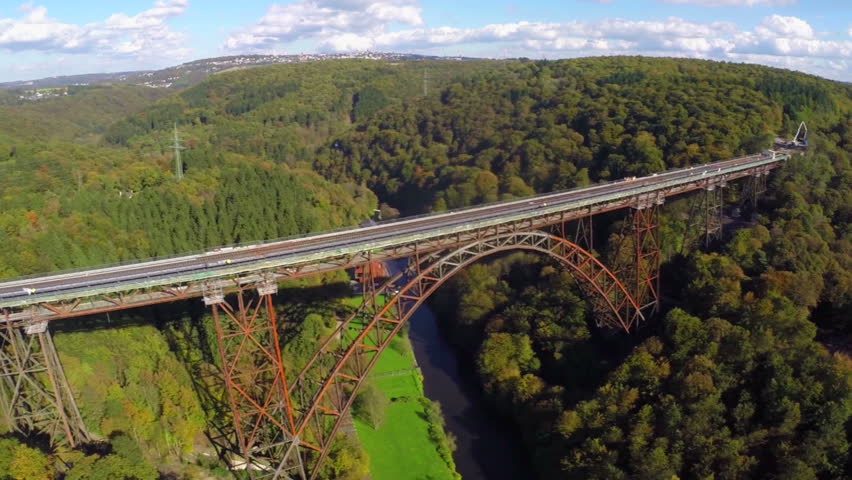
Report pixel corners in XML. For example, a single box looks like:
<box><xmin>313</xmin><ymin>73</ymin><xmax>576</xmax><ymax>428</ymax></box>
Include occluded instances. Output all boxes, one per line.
<box><xmin>0</xmin><ymin>52</ymin><xmax>474</xmax><ymax>93</ymax></box>
<box><xmin>16</xmin><ymin>86</ymin><xmax>70</xmax><ymax>101</ymax></box>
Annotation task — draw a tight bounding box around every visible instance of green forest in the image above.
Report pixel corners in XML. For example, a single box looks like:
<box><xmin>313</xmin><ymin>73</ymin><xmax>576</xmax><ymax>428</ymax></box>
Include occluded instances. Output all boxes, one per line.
<box><xmin>0</xmin><ymin>56</ymin><xmax>850</xmax><ymax>479</ymax></box>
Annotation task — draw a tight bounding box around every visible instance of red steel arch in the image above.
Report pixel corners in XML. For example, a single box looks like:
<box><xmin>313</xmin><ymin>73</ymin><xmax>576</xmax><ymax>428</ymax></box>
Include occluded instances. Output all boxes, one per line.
<box><xmin>290</xmin><ymin>231</ymin><xmax>644</xmax><ymax>477</ymax></box>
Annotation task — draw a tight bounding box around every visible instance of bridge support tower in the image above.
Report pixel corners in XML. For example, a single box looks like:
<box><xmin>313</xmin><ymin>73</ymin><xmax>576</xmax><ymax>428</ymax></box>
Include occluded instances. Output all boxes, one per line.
<box><xmin>682</xmin><ymin>179</ymin><xmax>728</xmax><ymax>251</ymax></box>
<box><xmin>0</xmin><ymin>315</ymin><xmax>88</xmax><ymax>447</ymax></box>
<box><xmin>206</xmin><ymin>280</ymin><xmax>306</xmax><ymax>480</ymax></box>
<box><xmin>631</xmin><ymin>194</ymin><xmax>663</xmax><ymax>316</ymax></box>
<box><xmin>703</xmin><ymin>183</ymin><xmax>725</xmax><ymax>247</ymax></box>
<box><xmin>740</xmin><ymin>170</ymin><xmax>767</xmax><ymax>212</ymax></box>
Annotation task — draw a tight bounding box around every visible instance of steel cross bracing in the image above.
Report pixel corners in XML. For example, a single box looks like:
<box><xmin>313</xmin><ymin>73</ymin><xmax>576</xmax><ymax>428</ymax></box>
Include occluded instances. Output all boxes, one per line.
<box><xmin>0</xmin><ymin>151</ymin><xmax>788</xmax><ymax>325</ymax></box>
<box><xmin>0</xmin><ymin>316</ymin><xmax>88</xmax><ymax>447</ymax></box>
<box><xmin>632</xmin><ymin>197</ymin><xmax>663</xmax><ymax>315</ymax></box>
<box><xmin>740</xmin><ymin>165</ymin><xmax>771</xmax><ymax>211</ymax></box>
<box><xmin>703</xmin><ymin>184</ymin><xmax>725</xmax><ymax>247</ymax></box>
<box><xmin>206</xmin><ymin>280</ymin><xmax>307</xmax><ymax>479</ymax></box>
<box><xmin>680</xmin><ymin>175</ymin><xmax>731</xmax><ymax>251</ymax></box>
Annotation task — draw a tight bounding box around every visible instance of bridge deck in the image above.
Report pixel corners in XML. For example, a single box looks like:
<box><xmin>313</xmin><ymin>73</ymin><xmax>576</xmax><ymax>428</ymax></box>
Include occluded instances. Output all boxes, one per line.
<box><xmin>0</xmin><ymin>151</ymin><xmax>787</xmax><ymax>319</ymax></box>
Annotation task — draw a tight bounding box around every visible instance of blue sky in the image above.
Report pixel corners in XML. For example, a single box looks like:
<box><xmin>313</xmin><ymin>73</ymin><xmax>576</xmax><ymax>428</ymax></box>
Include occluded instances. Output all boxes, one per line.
<box><xmin>0</xmin><ymin>0</ymin><xmax>850</xmax><ymax>82</ymax></box>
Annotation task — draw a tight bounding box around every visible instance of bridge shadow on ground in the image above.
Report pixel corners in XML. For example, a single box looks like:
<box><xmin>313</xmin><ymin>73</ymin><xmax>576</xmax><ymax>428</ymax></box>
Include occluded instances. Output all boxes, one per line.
<box><xmin>50</xmin><ymin>307</ymin><xmax>161</xmax><ymax>334</ymax></box>
<box><xmin>158</xmin><ymin>302</ymin><xmax>240</xmax><ymax>468</ymax></box>
<box><xmin>51</xmin><ymin>302</ymin><xmax>240</xmax><ymax>472</ymax></box>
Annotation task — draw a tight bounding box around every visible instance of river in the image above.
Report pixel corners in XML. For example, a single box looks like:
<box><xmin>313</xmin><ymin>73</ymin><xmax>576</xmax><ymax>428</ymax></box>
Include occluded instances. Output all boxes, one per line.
<box><xmin>403</xmin><ymin>278</ymin><xmax>529</xmax><ymax>479</ymax></box>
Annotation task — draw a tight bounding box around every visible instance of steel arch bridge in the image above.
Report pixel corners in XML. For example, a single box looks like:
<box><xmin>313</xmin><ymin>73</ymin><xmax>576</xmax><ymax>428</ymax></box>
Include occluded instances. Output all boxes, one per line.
<box><xmin>0</xmin><ymin>151</ymin><xmax>789</xmax><ymax>478</ymax></box>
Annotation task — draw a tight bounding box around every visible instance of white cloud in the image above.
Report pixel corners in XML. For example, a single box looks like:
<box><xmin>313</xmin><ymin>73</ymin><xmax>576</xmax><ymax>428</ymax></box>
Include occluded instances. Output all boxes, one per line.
<box><xmin>0</xmin><ymin>4</ymin><xmax>79</xmax><ymax>51</ymax></box>
<box><xmin>322</xmin><ymin>32</ymin><xmax>376</xmax><ymax>51</ymax></box>
<box><xmin>225</xmin><ymin>0</ymin><xmax>423</xmax><ymax>52</ymax></box>
<box><xmin>228</xmin><ymin>13</ymin><xmax>737</xmax><ymax>54</ymax></box>
<box><xmin>659</xmin><ymin>0</ymin><xmax>796</xmax><ymax>6</ymax></box>
<box><xmin>732</xmin><ymin>15</ymin><xmax>852</xmax><ymax>59</ymax></box>
<box><xmin>756</xmin><ymin>14</ymin><xmax>813</xmax><ymax>38</ymax></box>
<box><xmin>0</xmin><ymin>1</ymin><xmax>190</xmax><ymax>59</ymax></box>
<box><xmin>226</xmin><ymin>8</ymin><xmax>851</xmax><ymax>80</ymax></box>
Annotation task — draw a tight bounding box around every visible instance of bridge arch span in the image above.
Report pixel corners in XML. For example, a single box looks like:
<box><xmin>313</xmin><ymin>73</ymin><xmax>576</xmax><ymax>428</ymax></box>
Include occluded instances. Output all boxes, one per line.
<box><xmin>294</xmin><ymin>230</ymin><xmax>644</xmax><ymax>477</ymax></box>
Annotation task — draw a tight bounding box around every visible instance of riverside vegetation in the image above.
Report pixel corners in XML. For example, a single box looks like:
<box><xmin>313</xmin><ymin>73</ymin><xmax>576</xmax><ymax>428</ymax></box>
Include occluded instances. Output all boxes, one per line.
<box><xmin>0</xmin><ymin>56</ymin><xmax>850</xmax><ymax>478</ymax></box>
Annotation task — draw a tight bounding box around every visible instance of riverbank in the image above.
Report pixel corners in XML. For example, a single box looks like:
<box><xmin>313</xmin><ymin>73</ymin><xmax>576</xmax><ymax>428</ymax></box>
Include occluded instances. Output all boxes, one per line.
<box><xmin>353</xmin><ymin>331</ymin><xmax>459</xmax><ymax>480</ymax></box>
<box><xmin>407</xmin><ymin>297</ymin><xmax>530</xmax><ymax>480</ymax></box>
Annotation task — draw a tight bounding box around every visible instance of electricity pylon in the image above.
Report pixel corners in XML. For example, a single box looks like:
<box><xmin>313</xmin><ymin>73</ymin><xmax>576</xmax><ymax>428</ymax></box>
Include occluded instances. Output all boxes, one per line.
<box><xmin>172</xmin><ymin>123</ymin><xmax>185</xmax><ymax>180</ymax></box>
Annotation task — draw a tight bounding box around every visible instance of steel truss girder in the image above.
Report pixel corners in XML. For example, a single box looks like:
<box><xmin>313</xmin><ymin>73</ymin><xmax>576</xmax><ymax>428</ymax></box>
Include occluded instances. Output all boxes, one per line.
<box><xmin>2</xmin><ymin>163</ymin><xmax>783</xmax><ymax>326</ymax></box>
<box><xmin>0</xmin><ymin>316</ymin><xmax>88</xmax><ymax>448</ymax></box>
<box><xmin>209</xmin><ymin>282</ymin><xmax>306</xmax><ymax>480</ymax></box>
<box><xmin>290</xmin><ymin>230</ymin><xmax>644</xmax><ymax>478</ymax></box>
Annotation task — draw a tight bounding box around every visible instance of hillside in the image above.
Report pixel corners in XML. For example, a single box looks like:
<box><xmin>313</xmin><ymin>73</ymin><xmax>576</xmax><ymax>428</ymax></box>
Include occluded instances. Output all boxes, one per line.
<box><xmin>103</xmin><ymin>59</ymin><xmax>506</xmax><ymax>163</ymax></box>
<box><xmin>0</xmin><ymin>85</ymin><xmax>170</xmax><ymax>143</ymax></box>
<box><xmin>1</xmin><ymin>59</ymin><xmax>501</xmax><ymax>277</ymax></box>
<box><xmin>0</xmin><ymin>57</ymin><xmax>850</xmax><ymax>479</ymax></box>
<box><xmin>0</xmin><ymin>52</ymin><xmax>475</xmax><ymax>91</ymax></box>
<box><xmin>315</xmin><ymin>57</ymin><xmax>850</xmax><ymax>213</ymax></box>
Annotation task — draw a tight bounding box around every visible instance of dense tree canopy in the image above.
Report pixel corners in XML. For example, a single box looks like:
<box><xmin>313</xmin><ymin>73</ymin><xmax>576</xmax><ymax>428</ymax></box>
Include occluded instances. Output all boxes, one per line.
<box><xmin>314</xmin><ymin>58</ymin><xmax>848</xmax><ymax>213</ymax></box>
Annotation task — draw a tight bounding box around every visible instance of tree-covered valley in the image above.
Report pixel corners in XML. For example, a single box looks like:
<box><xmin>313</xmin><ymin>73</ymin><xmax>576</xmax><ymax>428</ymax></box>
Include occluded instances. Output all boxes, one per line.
<box><xmin>0</xmin><ymin>56</ymin><xmax>850</xmax><ymax>479</ymax></box>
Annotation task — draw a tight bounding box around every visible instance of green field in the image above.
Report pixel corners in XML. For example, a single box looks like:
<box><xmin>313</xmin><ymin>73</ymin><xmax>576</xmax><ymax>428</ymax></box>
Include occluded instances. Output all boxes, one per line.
<box><xmin>353</xmin><ymin>333</ymin><xmax>457</xmax><ymax>480</ymax></box>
